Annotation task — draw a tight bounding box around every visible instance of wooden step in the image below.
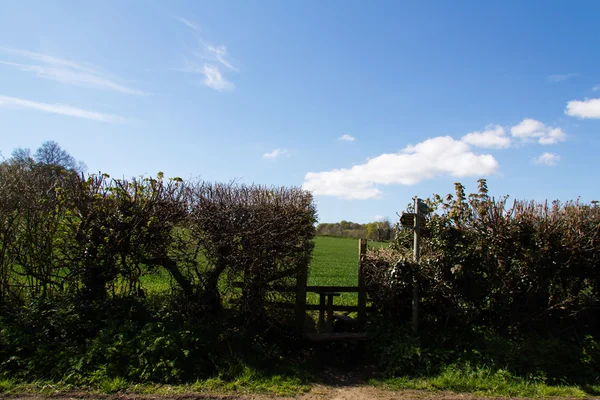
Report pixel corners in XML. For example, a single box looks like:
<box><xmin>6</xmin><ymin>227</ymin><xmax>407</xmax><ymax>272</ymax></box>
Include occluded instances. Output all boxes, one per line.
<box><xmin>305</xmin><ymin>332</ymin><xmax>368</xmax><ymax>342</ymax></box>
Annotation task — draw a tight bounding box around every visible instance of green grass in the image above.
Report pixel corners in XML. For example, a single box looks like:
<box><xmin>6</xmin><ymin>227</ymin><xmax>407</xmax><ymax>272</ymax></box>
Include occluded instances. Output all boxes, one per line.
<box><xmin>139</xmin><ymin>268</ymin><xmax>173</xmax><ymax>294</ymax></box>
<box><xmin>374</xmin><ymin>363</ymin><xmax>598</xmax><ymax>398</ymax></box>
<box><xmin>307</xmin><ymin>236</ymin><xmax>359</xmax><ymax>306</ymax></box>
<box><xmin>307</xmin><ymin>236</ymin><xmax>388</xmax><ymax>305</ymax></box>
<box><xmin>309</xmin><ymin>236</ymin><xmax>362</xmax><ymax>287</ymax></box>
<box><xmin>3</xmin><ymin>364</ymin><xmax>597</xmax><ymax>398</ymax></box>
<box><xmin>0</xmin><ymin>367</ymin><xmax>311</xmax><ymax>397</ymax></box>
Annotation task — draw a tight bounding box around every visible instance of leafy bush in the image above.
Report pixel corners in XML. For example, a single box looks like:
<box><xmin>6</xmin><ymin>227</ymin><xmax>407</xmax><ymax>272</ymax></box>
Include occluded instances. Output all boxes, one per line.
<box><xmin>363</xmin><ymin>180</ymin><xmax>600</xmax><ymax>336</ymax></box>
<box><xmin>362</xmin><ymin>180</ymin><xmax>600</xmax><ymax>383</ymax></box>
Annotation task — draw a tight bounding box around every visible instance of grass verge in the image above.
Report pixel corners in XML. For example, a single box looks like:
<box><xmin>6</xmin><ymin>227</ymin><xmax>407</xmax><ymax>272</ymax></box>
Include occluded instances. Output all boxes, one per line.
<box><xmin>3</xmin><ymin>363</ymin><xmax>599</xmax><ymax>398</ymax></box>
<box><xmin>0</xmin><ymin>367</ymin><xmax>312</xmax><ymax>397</ymax></box>
<box><xmin>373</xmin><ymin>363</ymin><xmax>600</xmax><ymax>398</ymax></box>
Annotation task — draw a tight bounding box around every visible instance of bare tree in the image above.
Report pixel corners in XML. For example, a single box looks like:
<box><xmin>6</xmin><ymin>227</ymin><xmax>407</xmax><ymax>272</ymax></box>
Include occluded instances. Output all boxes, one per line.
<box><xmin>10</xmin><ymin>147</ymin><xmax>34</xmax><ymax>166</ymax></box>
<box><xmin>34</xmin><ymin>141</ymin><xmax>86</xmax><ymax>173</ymax></box>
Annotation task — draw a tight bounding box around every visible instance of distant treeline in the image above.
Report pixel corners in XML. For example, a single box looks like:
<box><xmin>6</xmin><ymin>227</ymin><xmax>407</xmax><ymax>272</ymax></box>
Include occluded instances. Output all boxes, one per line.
<box><xmin>316</xmin><ymin>219</ymin><xmax>393</xmax><ymax>241</ymax></box>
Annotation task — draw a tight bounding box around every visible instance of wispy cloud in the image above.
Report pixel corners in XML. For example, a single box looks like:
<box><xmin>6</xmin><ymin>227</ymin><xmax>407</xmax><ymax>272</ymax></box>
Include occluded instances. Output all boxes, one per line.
<box><xmin>593</xmin><ymin>85</ymin><xmax>600</xmax><ymax>91</ymax></box>
<box><xmin>262</xmin><ymin>148</ymin><xmax>290</xmax><ymax>160</ymax></box>
<box><xmin>0</xmin><ymin>48</ymin><xmax>148</xmax><ymax>95</ymax></box>
<box><xmin>547</xmin><ymin>73</ymin><xmax>579</xmax><ymax>83</ymax></box>
<box><xmin>565</xmin><ymin>98</ymin><xmax>600</xmax><ymax>119</ymax></box>
<box><xmin>1</xmin><ymin>48</ymin><xmax>86</xmax><ymax>70</ymax></box>
<box><xmin>176</xmin><ymin>16</ymin><xmax>201</xmax><ymax>31</ymax></box>
<box><xmin>177</xmin><ymin>26</ymin><xmax>238</xmax><ymax>92</ymax></box>
<box><xmin>200</xmin><ymin>64</ymin><xmax>234</xmax><ymax>92</ymax></box>
<box><xmin>0</xmin><ymin>95</ymin><xmax>129</xmax><ymax>123</ymax></box>
<box><xmin>180</xmin><ymin>62</ymin><xmax>234</xmax><ymax>91</ymax></box>
<box><xmin>303</xmin><ymin>136</ymin><xmax>498</xmax><ymax>199</ymax></box>
<box><xmin>533</xmin><ymin>152</ymin><xmax>560</xmax><ymax>166</ymax></box>
<box><xmin>510</xmin><ymin>118</ymin><xmax>567</xmax><ymax>145</ymax></box>
<box><xmin>194</xmin><ymin>43</ymin><xmax>237</xmax><ymax>72</ymax></box>
<box><xmin>339</xmin><ymin>134</ymin><xmax>355</xmax><ymax>142</ymax></box>
<box><xmin>461</xmin><ymin>125</ymin><xmax>511</xmax><ymax>149</ymax></box>
<box><xmin>186</xmin><ymin>43</ymin><xmax>238</xmax><ymax>91</ymax></box>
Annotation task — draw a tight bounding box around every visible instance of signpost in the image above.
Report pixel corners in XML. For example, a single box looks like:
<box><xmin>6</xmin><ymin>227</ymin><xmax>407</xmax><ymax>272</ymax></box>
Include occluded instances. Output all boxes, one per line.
<box><xmin>412</xmin><ymin>197</ymin><xmax>420</xmax><ymax>334</ymax></box>
<box><xmin>400</xmin><ymin>200</ymin><xmax>422</xmax><ymax>334</ymax></box>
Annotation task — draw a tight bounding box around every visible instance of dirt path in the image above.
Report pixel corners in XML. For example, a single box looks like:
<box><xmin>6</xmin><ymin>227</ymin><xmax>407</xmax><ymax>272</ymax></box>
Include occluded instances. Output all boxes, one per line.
<box><xmin>255</xmin><ymin>386</ymin><xmax>588</xmax><ymax>400</ymax></box>
<box><xmin>280</xmin><ymin>385</ymin><xmax>495</xmax><ymax>399</ymax></box>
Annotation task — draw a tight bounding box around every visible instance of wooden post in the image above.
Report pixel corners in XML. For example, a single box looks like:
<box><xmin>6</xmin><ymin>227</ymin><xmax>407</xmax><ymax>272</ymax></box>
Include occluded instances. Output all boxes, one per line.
<box><xmin>295</xmin><ymin>262</ymin><xmax>308</xmax><ymax>335</ymax></box>
<box><xmin>357</xmin><ymin>238</ymin><xmax>367</xmax><ymax>327</ymax></box>
<box><xmin>318</xmin><ymin>292</ymin><xmax>326</xmax><ymax>332</ymax></box>
<box><xmin>412</xmin><ymin>197</ymin><xmax>421</xmax><ymax>334</ymax></box>
<box><xmin>326</xmin><ymin>293</ymin><xmax>335</xmax><ymax>332</ymax></box>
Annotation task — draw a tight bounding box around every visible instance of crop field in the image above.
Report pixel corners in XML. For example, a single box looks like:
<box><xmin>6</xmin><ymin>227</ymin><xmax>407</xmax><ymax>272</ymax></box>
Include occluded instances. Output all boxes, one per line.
<box><xmin>309</xmin><ymin>236</ymin><xmax>361</xmax><ymax>287</ymax></box>
<box><xmin>307</xmin><ymin>236</ymin><xmax>388</xmax><ymax>305</ymax></box>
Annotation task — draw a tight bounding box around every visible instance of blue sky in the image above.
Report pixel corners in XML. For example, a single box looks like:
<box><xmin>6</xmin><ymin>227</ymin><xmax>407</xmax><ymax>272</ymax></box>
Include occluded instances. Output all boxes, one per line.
<box><xmin>1</xmin><ymin>1</ymin><xmax>600</xmax><ymax>223</ymax></box>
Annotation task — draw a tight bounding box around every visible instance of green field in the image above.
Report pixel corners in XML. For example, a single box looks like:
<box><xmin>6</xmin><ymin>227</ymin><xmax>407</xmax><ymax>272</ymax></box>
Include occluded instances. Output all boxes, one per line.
<box><xmin>309</xmin><ymin>236</ymin><xmax>362</xmax><ymax>286</ymax></box>
<box><xmin>307</xmin><ymin>236</ymin><xmax>388</xmax><ymax>305</ymax></box>
<box><xmin>308</xmin><ymin>236</ymin><xmax>360</xmax><ymax>306</ymax></box>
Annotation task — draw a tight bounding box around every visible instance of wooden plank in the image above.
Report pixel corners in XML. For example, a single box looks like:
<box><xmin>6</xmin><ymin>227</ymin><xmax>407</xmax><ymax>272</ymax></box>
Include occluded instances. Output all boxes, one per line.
<box><xmin>232</xmin><ymin>283</ymin><xmax>360</xmax><ymax>293</ymax></box>
<box><xmin>357</xmin><ymin>239</ymin><xmax>367</xmax><ymax>328</ymax></box>
<box><xmin>306</xmin><ymin>304</ymin><xmax>360</xmax><ymax>312</ymax></box>
<box><xmin>306</xmin><ymin>332</ymin><xmax>369</xmax><ymax>342</ymax></box>
<box><xmin>306</xmin><ymin>286</ymin><xmax>360</xmax><ymax>293</ymax></box>
<box><xmin>268</xmin><ymin>301</ymin><xmax>366</xmax><ymax>312</ymax></box>
<box><xmin>232</xmin><ymin>282</ymin><xmax>296</xmax><ymax>292</ymax></box>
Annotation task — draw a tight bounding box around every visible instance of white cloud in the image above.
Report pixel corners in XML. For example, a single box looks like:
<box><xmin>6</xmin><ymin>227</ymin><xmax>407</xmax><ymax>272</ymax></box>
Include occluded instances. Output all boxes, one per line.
<box><xmin>0</xmin><ymin>48</ymin><xmax>147</xmax><ymax>95</ymax></box>
<box><xmin>339</xmin><ymin>134</ymin><xmax>355</xmax><ymax>142</ymax></box>
<box><xmin>533</xmin><ymin>152</ymin><xmax>560</xmax><ymax>166</ymax></box>
<box><xmin>593</xmin><ymin>85</ymin><xmax>600</xmax><ymax>91</ymax></box>
<box><xmin>373</xmin><ymin>215</ymin><xmax>384</xmax><ymax>221</ymax></box>
<box><xmin>461</xmin><ymin>125</ymin><xmax>511</xmax><ymax>149</ymax></box>
<box><xmin>263</xmin><ymin>148</ymin><xmax>290</xmax><ymax>160</ymax></box>
<box><xmin>0</xmin><ymin>95</ymin><xmax>129</xmax><ymax>123</ymax></box>
<box><xmin>303</xmin><ymin>136</ymin><xmax>498</xmax><ymax>200</ymax></box>
<box><xmin>179</xmin><ymin>36</ymin><xmax>238</xmax><ymax>91</ymax></box>
<box><xmin>547</xmin><ymin>73</ymin><xmax>579</xmax><ymax>82</ymax></box>
<box><xmin>200</xmin><ymin>64</ymin><xmax>234</xmax><ymax>92</ymax></box>
<box><xmin>565</xmin><ymin>98</ymin><xmax>600</xmax><ymax>119</ymax></box>
<box><xmin>176</xmin><ymin>16</ymin><xmax>200</xmax><ymax>31</ymax></box>
<box><xmin>510</xmin><ymin>118</ymin><xmax>566</xmax><ymax>145</ymax></box>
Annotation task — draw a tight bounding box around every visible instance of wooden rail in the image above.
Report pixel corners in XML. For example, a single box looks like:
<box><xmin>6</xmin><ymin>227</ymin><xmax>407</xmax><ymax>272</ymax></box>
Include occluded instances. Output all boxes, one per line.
<box><xmin>234</xmin><ymin>284</ymin><xmax>361</xmax><ymax>293</ymax></box>
<box><xmin>233</xmin><ymin>284</ymin><xmax>361</xmax><ymax>293</ymax></box>
<box><xmin>268</xmin><ymin>301</ymin><xmax>372</xmax><ymax>312</ymax></box>
<box><xmin>306</xmin><ymin>332</ymin><xmax>368</xmax><ymax>342</ymax></box>
<box><xmin>307</xmin><ymin>286</ymin><xmax>361</xmax><ymax>293</ymax></box>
